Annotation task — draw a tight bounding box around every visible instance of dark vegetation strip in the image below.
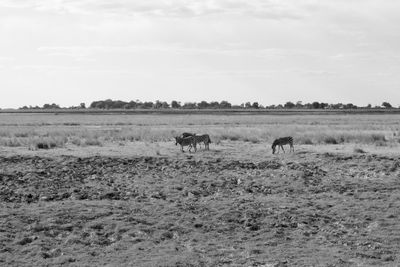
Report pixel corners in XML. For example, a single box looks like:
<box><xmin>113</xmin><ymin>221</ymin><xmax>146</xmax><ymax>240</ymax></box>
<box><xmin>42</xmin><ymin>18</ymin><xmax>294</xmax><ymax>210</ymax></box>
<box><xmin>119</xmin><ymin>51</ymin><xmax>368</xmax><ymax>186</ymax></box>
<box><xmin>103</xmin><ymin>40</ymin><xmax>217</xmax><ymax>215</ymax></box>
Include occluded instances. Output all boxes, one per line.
<box><xmin>2</xmin><ymin>108</ymin><xmax>400</xmax><ymax>115</ymax></box>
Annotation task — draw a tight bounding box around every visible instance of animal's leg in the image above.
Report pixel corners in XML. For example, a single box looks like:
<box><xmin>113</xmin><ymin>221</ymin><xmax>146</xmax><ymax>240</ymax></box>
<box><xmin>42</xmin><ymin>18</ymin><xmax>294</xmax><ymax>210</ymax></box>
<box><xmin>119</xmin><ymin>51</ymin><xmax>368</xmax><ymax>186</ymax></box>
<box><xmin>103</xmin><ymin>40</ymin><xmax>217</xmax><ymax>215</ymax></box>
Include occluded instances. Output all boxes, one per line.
<box><xmin>281</xmin><ymin>145</ymin><xmax>285</xmax><ymax>153</ymax></box>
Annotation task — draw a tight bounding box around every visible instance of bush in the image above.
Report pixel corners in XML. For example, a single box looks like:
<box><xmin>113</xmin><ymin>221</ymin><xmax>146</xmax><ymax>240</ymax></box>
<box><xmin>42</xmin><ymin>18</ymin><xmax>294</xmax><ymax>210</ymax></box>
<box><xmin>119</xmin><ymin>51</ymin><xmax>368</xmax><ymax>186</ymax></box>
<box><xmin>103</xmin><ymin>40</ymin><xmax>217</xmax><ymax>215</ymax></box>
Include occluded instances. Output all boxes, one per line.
<box><xmin>371</xmin><ymin>134</ymin><xmax>386</xmax><ymax>142</ymax></box>
<box><xmin>220</xmin><ymin>133</ymin><xmax>241</xmax><ymax>141</ymax></box>
<box><xmin>70</xmin><ymin>137</ymin><xmax>83</xmax><ymax>146</ymax></box>
<box><xmin>243</xmin><ymin>136</ymin><xmax>260</xmax><ymax>143</ymax></box>
<box><xmin>32</xmin><ymin>136</ymin><xmax>67</xmax><ymax>149</ymax></box>
<box><xmin>324</xmin><ymin>136</ymin><xmax>338</xmax><ymax>144</ymax></box>
<box><xmin>84</xmin><ymin>138</ymin><xmax>102</xmax><ymax>146</ymax></box>
<box><xmin>1</xmin><ymin>137</ymin><xmax>24</xmax><ymax>147</ymax></box>
<box><xmin>302</xmin><ymin>138</ymin><xmax>313</xmax><ymax>145</ymax></box>
<box><xmin>375</xmin><ymin>141</ymin><xmax>387</xmax><ymax>147</ymax></box>
<box><xmin>36</xmin><ymin>142</ymin><xmax>57</xmax><ymax>149</ymax></box>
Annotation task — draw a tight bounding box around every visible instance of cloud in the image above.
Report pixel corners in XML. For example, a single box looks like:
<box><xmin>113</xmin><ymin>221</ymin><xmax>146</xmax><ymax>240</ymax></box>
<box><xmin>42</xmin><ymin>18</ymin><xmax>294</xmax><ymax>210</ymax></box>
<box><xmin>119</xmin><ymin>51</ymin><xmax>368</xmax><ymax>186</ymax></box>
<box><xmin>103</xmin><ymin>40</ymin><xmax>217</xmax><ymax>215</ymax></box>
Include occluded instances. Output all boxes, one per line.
<box><xmin>0</xmin><ymin>56</ymin><xmax>14</xmax><ymax>62</ymax></box>
<box><xmin>36</xmin><ymin>45</ymin><xmax>322</xmax><ymax>63</ymax></box>
<box><xmin>0</xmin><ymin>0</ymin><xmax>305</xmax><ymax>19</ymax></box>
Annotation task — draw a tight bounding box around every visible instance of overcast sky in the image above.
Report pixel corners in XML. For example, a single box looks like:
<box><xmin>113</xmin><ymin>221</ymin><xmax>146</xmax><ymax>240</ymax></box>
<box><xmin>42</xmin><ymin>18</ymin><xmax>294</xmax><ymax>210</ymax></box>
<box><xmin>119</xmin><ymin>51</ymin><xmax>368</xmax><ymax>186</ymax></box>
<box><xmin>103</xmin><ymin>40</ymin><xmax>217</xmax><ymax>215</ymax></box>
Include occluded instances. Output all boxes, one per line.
<box><xmin>0</xmin><ymin>0</ymin><xmax>399</xmax><ymax>108</ymax></box>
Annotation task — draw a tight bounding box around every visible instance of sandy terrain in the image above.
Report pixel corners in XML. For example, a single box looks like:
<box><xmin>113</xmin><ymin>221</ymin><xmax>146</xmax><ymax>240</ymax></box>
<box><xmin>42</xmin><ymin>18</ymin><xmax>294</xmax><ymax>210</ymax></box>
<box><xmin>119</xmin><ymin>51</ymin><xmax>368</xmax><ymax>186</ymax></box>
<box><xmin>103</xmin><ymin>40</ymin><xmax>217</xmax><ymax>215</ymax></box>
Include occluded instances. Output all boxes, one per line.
<box><xmin>1</xmin><ymin>142</ymin><xmax>400</xmax><ymax>266</ymax></box>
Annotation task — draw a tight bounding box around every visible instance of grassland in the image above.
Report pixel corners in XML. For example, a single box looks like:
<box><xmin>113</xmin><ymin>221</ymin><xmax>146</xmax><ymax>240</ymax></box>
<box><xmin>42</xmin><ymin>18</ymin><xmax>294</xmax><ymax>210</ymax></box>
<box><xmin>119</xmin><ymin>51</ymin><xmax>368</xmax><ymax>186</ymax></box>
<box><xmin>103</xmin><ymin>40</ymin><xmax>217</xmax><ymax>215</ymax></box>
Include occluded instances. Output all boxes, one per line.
<box><xmin>1</xmin><ymin>112</ymin><xmax>400</xmax><ymax>266</ymax></box>
<box><xmin>0</xmin><ymin>112</ymin><xmax>399</xmax><ymax>150</ymax></box>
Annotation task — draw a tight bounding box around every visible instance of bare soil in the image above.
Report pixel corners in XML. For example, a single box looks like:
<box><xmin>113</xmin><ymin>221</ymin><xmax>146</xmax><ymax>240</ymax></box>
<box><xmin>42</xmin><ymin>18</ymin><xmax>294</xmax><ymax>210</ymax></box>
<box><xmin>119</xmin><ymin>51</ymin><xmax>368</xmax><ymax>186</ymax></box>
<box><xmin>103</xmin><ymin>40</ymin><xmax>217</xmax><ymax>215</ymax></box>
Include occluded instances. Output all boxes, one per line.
<box><xmin>1</xmin><ymin>144</ymin><xmax>400</xmax><ymax>266</ymax></box>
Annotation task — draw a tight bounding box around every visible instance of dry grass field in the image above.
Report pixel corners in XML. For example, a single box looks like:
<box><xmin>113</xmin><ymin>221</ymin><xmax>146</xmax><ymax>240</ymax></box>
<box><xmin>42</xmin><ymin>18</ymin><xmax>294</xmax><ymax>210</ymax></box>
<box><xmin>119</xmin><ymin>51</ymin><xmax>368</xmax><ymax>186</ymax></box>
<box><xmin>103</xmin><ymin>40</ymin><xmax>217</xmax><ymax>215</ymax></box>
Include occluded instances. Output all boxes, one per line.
<box><xmin>1</xmin><ymin>112</ymin><xmax>400</xmax><ymax>266</ymax></box>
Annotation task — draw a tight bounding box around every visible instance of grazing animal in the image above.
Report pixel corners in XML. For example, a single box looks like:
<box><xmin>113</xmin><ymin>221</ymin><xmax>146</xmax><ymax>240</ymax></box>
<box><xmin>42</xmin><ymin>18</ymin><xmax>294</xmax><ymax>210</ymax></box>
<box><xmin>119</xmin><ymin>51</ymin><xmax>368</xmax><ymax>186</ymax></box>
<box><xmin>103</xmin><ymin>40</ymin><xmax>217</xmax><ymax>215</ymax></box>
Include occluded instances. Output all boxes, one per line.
<box><xmin>178</xmin><ymin>132</ymin><xmax>202</xmax><ymax>148</ymax></box>
<box><xmin>175</xmin><ymin>136</ymin><xmax>197</xmax><ymax>153</ymax></box>
<box><xmin>192</xmin><ymin>134</ymin><xmax>212</xmax><ymax>150</ymax></box>
<box><xmin>181</xmin><ymin>132</ymin><xmax>195</xmax><ymax>138</ymax></box>
<box><xmin>271</xmin><ymin>136</ymin><xmax>294</xmax><ymax>154</ymax></box>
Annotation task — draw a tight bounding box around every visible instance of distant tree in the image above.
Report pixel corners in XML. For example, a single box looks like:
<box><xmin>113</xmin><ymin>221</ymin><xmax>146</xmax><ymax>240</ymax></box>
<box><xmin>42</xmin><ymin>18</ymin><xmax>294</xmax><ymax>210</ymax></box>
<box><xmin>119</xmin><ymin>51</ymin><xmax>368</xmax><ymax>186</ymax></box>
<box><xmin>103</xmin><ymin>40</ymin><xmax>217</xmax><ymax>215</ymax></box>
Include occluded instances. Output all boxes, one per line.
<box><xmin>171</xmin><ymin>100</ymin><xmax>181</xmax><ymax>109</ymax></box>
<box><xmin>43</xmin><ymin>103</ymin><xmax>61</xmax><ymax>109</ymax></box>
<box><xmin>142</xmin><ymin>101</ymin><xmax>154</xmax><ymax>109</ymax></box>
<box><xmin>114</xmin><ymin>100</ymin><xmax>127</xmax><ymax>109</ymax></box>
<box><xmin>80</xmin><ymin>103</ymin><xmax>86</xmax><ymax>109</ymax></box>
<box><xmin>103</xmin><ymin>99</ymin><xmax>113</xmax><ymax>109</ymax></box>
<box><xmin>182</xmin><ymin>102</ymin><xmax>197</xmax><ymax>109</ymax></box>
<box><xmin>251</xmin><ymin>102</ymin><xmax>259</xmax><ymax>109</ymax></box>
<box><xmin>153</xmin><ymin>100</ymin><xmax>163</xmax><ymax>109</ymax></box>
<box><xmin>366</xmin><ymin>104</ymin><xmax>372</xmax><ymax>108</ymax></box>
<box><xmin>344</xmin><ymin>103</ymin><xmax>357</xmax><ymax>109</ymax></box>
<box><xmin>382</xmin><ymin>102</ymin><xmax>392</xmax><ymax>108</ymax></box>
<box><xmin>209</xmin><ymin>101</ymin><xmax>220</xmax><ymax>109</ymax></box>
<box><xmin>330</xmin><ymin>103</ymin><xmax>344</xmax><ymax>109</ymax></box>
<box><xmin>127</xmin><ymin>100</ymin><xmax>137</xmax><ymax>109</ymax></box>
<box><xmin>295</xmin><ymin>101</ymin><xmax>303</xmax><ymax>108</ymax></box>
<box><xmin>90</xmin><ymin>100</ymin><xmax>103</xmax><ymax>109</ymax></box>
<box><xmin>89</xmin><ymin>99</ymin><xmax>131</xmax><ymax>109</ymax></box>
<box><xmin>284</xmin><ymin>101</ymin><xmax>295</xmax><ymax>109</ymax></box>
<box><xmin>245</xmin><ymin>102</ymin><xmax>252</xmax><ymax>109</ymax></box>
<box><xmin>198</xmin><ymin>101</ymin><xmax>210</xmax><ymax>109</ymax></box>
<box><xmin>312</xmin><ymin>102</ymin><xmax>320</xmax><ymax>109</ymax></box>
<box><xmin>220</xmin><ymin>101</ymin><xmax>232</xmax><ymax>109</ymax></box>
<box><xmin>161</xmin><ymin>101</ymin><xmax>169</xmax><ymax>109</ymax></box>
<box><xmin>320</xmin><ymin>102</ymin><xmax>329</xmax><ymax>109</ymax></box>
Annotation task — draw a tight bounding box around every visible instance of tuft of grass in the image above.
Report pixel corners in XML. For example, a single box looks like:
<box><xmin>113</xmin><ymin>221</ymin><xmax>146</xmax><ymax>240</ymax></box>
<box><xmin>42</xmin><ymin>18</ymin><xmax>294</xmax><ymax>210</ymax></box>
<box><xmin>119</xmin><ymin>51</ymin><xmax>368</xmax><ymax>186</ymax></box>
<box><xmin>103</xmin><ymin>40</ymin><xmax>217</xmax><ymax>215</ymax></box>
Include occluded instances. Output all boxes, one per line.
<box><xmin>70</xmin><ymin>137</ymin><xmax>83</xmax><ymax>146</ymax></box>
<box><xmin>243</xmin><ymin>136</ymin><xmax>260</xmax><ymax>144</ymax></box>
<box><xmin>299</xmin><ymin>137</ymin><xmax>313</xmax><ymax>145</ymax></box>
<box><xmin>69</xmin><ymin>134</ymin><xmax>103</xmax><ymax>147</ymax></box>
<box><xmin>63</xmin><ymin>123</ymin><xmax>80</xmax><ymax>126</ymax></box>
<box><xmin>220</xmin><ymin>133</ymin><xmax>241</xmax><ymax>141</ymax></box>
<box><xmin>375</xmin><ymin>141</ymin><xmax>387</xmax><ymax>147</ymax></box>
<box><xmin>353</xmin><ymin>147</ymin><xmax>366</xmax><ymax>153</ymax></box>
<box><xmin>31</xmin><ymin>136</ymin><xmax>67</xmax><ymax>149</ymax></box>
<box><xmin>371</xmin><ymin>134</ymin><xmax>386</xmax><ymax>142</ymax></box>
<box><xmin>84</xmin><ymin>138</ymin><xmax>103</xmax><ymax>146</ymax></box>
<box><xmin>0</xmin><ymin>137</ymin><xmax>25</xmax><ymax>147</ymax></box>
<box><xmin>14</xmin><ymin>132</ymin><xmax>30</xmax><ymax>138</ymax></box>
<box><xmin>36</xmin><ymin>142</ymin><xmax>57</xmax><ymax>149</ymax></box>
<box><xmin>324</xmin><ymin>136</ymin><xmax>338</xmax><ymax>144</ymax></box>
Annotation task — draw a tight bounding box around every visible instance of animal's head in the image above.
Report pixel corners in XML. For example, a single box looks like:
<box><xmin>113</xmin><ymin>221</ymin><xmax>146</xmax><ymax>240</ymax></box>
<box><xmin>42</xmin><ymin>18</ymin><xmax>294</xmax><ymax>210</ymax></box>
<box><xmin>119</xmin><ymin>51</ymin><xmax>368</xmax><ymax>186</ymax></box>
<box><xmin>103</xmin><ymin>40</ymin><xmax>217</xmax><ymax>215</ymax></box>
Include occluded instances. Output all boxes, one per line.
<box><xmin>271</xmin><ymin>141</ymin><xmax>277</xmax><ymax>154</ymax></box>
<box><xmin>174</xmin><ymin>136</ymin><xmax>179</xmax><ymax>145</ymax></box>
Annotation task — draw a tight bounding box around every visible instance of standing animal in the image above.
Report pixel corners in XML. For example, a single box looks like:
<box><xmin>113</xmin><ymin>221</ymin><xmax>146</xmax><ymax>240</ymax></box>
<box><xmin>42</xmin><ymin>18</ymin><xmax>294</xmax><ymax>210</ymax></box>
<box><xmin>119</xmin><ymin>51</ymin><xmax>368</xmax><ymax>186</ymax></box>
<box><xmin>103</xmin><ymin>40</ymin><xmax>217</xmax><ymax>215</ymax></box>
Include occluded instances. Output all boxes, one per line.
<box><xmin>181</xmin><ymin>132</ymin><xmax>195</xmax><ymax>138</ymax></box>
<box><xmin>175</xmin><ymin>136</ymin><xmax>197</xmax><ymax>153</ymax></box>
<box><xmin>192</xmin><ymin>134</ymin><xmax>212</xmax><ymax>150</ymax></box>
<box><xmin>179</xmin><ymin>132</ymin><xmax>202</xmax><ymax>148</ymax></box>
<box><xmin>271</xmin><ymin>136</ymin><xmax>294</xmax><ymax>154</ymax></box>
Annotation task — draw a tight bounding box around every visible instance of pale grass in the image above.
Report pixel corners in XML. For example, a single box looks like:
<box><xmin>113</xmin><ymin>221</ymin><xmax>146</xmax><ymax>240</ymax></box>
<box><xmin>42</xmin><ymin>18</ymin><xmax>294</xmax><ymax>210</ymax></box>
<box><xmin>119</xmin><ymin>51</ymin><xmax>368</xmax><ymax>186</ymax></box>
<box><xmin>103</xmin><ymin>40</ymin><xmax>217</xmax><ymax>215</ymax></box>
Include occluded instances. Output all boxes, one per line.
<box><xmin>0</xmin><ymin>113</ymin><xmax>398</xmax><ymax>148</ymax></box>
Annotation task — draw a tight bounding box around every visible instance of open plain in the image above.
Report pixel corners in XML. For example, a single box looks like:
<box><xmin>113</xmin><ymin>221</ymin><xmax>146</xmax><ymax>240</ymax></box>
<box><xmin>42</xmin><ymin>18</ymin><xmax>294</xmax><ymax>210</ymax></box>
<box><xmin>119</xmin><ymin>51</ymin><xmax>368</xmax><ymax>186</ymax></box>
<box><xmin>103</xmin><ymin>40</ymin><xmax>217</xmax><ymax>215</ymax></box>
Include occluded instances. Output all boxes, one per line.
<box><xmin>0</xmin><ymin>112</ymin><xmax>400</xmax><ymax>266</ymax></box>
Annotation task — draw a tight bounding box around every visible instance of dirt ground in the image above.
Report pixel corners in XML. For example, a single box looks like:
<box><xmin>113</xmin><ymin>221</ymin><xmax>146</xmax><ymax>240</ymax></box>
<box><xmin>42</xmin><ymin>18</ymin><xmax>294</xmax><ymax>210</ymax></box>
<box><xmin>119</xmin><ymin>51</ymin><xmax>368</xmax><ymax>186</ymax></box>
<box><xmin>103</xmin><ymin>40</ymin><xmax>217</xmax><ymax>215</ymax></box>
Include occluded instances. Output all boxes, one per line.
<box><xmin>1</xmin><ymin>142</ymin><xmax>400</xmax><ymax>266</ymax></box>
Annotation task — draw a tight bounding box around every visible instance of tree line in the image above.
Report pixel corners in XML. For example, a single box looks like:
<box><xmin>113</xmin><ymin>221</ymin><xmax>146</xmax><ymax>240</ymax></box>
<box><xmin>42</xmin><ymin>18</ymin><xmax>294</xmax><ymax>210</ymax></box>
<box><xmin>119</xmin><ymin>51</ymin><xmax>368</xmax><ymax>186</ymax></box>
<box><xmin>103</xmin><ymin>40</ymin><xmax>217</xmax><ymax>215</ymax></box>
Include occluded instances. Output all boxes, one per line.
<box><xmin>18</xmin><ymin>100</ymin><xmax>396</xmax><ymax>110</ymax></box>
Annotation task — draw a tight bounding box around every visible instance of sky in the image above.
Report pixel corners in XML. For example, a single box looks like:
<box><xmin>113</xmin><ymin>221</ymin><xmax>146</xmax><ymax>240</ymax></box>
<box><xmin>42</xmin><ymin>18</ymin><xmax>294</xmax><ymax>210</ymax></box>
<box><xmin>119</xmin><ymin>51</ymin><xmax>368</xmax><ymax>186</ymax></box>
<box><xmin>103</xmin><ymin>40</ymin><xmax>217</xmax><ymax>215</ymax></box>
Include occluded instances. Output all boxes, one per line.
<box><xmin>0</xmin><ymin>0</ymin><xmax>399</xmax><ymax>108</ymax></box>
